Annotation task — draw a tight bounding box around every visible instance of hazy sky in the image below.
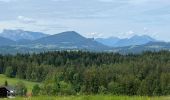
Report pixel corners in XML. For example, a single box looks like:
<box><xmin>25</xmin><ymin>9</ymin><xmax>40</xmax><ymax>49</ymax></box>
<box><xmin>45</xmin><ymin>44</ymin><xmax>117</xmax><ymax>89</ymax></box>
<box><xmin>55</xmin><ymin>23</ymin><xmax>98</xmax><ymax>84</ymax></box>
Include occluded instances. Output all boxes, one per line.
<box><xmin>0</xmin><ymin>0</ymin><xmax>170</xmax><ymax>41</ymax></box>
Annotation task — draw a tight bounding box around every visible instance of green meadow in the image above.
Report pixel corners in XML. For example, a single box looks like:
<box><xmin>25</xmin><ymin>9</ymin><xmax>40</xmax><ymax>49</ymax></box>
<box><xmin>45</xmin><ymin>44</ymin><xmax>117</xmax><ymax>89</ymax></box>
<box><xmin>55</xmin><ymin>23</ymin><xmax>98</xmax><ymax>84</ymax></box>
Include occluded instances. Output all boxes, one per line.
<box><xmin>0</xmin><ymin>74</ymin><xmax>39</xmax><ymax>92</ymax></box>
<box><xmin>11</xmin><ymin>95</ymin><xmax>170</xmax><ymax>100</ymax></box>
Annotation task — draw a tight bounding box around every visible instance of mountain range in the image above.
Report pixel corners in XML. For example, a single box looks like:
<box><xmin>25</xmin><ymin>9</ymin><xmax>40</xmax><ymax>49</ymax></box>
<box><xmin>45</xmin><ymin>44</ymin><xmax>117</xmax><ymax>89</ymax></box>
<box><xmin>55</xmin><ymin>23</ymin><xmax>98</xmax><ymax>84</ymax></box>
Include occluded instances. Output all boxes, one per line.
<box><xmin>0</xmin><ymin>30</ymin><xmax>109</xmax><ymax>51</ymax></box>
<box><xmin>112</xmin><ymin>41</ymin><xmax>170</xmax><ymax>54</ymax></box>
<box><xmin>95</xmin><ymin>35</ymin><xmax>156</xmax><ymax>47</ymax></box>
<box><xmin>0</xmin><ymin>29</ymin><xmax>169</xmax><ymax>54</ymax></box>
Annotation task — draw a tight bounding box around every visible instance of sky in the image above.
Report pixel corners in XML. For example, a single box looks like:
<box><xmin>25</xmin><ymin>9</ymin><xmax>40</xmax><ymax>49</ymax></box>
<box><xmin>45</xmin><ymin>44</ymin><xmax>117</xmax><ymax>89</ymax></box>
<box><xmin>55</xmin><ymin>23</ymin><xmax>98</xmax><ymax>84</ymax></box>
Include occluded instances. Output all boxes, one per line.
<box><xmin>0</xmin><ymin>0</ymin><xmax>170</xmax><ymax>41</ymax></box>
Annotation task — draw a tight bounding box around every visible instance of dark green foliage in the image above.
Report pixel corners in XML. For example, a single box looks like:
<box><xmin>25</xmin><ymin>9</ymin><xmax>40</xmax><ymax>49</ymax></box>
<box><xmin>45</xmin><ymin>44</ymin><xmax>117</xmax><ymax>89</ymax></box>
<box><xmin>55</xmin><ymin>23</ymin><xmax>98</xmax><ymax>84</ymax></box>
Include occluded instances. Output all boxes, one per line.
<box><xmin>0</xmin><ymin>51</ymin><xmax>170</xmax><ymax>96</ymax></box>
<box><xmin>108</xmin><ymin>81</ymin><xmax>123</xmax><ymax>95</ymax></box>
<box><xmin>5</xmin><ymin>66</ymin><xmax>14</xmax><ymax>78</ymax></box>
<box><xmin>4</xmin><ymin>80</ymin><xmax>8</xmax><ymax>86</ymax></box>
<box><xmin>15</xmin><ymin>81</ymin><xmax>27</xmax><ymax>96</ymax></box>
<box><xmin>32</xmin><ymin>84</ymin><xmax>41</xmax><ymax>96</ymax></box>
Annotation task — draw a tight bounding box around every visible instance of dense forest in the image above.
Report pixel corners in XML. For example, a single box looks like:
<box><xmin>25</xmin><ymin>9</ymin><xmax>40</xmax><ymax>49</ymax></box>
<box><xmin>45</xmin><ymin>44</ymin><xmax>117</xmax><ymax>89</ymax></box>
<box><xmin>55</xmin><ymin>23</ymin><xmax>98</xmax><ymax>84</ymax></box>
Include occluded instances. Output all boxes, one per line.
<box><xmin>0</xmin><ymin>51</ymin><xmax>170</xmax><ymax>96</ymax></box>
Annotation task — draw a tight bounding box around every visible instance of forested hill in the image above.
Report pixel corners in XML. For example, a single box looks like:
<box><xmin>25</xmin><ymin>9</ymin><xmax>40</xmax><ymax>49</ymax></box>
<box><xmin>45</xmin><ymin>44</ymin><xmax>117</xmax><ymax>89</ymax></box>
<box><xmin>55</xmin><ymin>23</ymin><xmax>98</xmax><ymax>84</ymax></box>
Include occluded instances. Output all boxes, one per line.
<box><xmin>0</xmin><ymin>51</ymin><xmax>170</xmax><ymax>96</ymax></box>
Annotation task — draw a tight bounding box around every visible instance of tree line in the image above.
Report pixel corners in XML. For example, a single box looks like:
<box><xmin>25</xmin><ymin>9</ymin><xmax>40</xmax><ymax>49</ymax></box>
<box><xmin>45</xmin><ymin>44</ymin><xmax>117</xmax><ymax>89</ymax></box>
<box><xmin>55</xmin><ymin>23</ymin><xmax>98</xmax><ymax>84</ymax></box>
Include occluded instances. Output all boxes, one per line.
<box><xmin>0</xmin><ymin>51</ymin><xmax>170</xmax><ymax>96</ymax></box>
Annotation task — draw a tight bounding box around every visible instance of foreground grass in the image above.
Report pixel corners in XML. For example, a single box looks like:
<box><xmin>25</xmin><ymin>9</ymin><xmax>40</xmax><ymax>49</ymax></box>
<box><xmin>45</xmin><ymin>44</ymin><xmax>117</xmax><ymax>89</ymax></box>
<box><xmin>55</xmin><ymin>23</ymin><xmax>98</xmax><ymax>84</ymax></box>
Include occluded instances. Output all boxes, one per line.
<box><xmin>10</xmin><ymin>95</ymin><xmax>170</xmax><ymax>100</ymax></box>
<box><xmin>0</xmin><ymin>74</ymin><xmax>39</xmax><ymax>92</ymax></box>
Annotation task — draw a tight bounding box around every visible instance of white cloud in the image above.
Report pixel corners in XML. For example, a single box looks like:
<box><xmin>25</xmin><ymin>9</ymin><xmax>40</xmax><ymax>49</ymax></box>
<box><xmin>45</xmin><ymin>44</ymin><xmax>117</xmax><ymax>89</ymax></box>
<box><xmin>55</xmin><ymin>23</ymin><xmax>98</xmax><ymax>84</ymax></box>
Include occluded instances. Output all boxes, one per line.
<box><xmin>17</xmin><ymin>16</ymin><xmax>36</xmax><ymax>24</ymax></box>
<box><xmin>126</xmin><ymin>30</ymin><xmax>135</xmax><ymax>35</ymax></box>
<box><xmin>118</xmin><ymin>30</ymin><xmax>135</xmax><ymax>38</ymax></box>
<box><xmin>88</xmin><ymin>32</ymin><xmax>103</xmax><ymax>38</ymax></box>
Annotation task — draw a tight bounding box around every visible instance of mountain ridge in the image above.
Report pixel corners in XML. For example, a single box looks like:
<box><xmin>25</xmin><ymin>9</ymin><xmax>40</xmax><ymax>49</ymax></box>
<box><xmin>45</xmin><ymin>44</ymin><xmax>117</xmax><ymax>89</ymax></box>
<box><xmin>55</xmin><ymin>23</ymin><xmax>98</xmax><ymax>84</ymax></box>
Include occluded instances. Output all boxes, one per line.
<box><xmin>0</xmin><ymin>29</ymin><xmax>49</xmax><ymax>41</ymax></box>
<box><xmin>32</xmin><ymin>31</ymin><xmax>110</xmax><ymax>50</ymax></box>
<box><xmin>96</xmin><ymin>35</ymin><xmax>156</xmax><ymax>47</ymax></box>
<box><xmin>0</xmin><ymin>29</ymin><xmax>169</xmax><ymax>54</ymax></box>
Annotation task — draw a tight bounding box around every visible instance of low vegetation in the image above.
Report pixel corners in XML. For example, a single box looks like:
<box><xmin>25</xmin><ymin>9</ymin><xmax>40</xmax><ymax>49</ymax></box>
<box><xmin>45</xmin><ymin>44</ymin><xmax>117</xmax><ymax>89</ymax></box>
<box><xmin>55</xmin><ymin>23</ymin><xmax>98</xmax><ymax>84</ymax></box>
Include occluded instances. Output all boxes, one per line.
<box><xmin>10</xmin><ymin>95</ymin><xmax>170</xmax><ymax>100</ymax></box>
<box><xmin>0</xmin><ymin>74</ymin><xmax>39</xmax><ymax>92</ymax></box>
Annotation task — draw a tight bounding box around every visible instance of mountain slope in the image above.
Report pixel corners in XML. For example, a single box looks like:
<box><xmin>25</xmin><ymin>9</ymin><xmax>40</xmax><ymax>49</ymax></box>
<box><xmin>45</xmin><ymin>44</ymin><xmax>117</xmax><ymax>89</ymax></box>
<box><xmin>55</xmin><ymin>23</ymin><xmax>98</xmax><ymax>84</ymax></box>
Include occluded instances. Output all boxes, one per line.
<box><xmin>33</xmin><ymin>31</ymin><xmax>110</xmax><ymax>50</ymax></box>
<box><xmin>0</xmin><ymin>36</ymin><xmax>15</xmax><ymax>46</ymax></box>
<box><xmin>0</xmin><ymin>29</ymin><xmax>48</xmax><ymax>41</ymax></box>
<box><xmin>95</xmin><ymin>37</ymin><xmax>120</xmax><ymax>47</ymax></box>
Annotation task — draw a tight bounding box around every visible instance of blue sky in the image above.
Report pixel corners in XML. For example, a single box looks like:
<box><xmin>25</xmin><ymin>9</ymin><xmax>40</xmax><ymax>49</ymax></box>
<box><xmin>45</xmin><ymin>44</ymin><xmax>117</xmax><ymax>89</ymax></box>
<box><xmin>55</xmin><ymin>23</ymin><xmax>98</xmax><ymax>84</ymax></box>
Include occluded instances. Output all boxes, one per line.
<box><xmin>0</xmin><ymin>0</ymin><xmax>170</xmax><ymax>41</ymax></box>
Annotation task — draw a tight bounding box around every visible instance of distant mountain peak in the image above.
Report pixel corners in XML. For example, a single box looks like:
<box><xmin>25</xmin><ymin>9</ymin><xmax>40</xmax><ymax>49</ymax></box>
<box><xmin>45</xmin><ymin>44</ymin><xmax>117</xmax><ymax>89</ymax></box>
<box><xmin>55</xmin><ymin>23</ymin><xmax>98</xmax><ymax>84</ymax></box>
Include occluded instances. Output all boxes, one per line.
<box><xmin>33</xmin><ymin>31</ymin><xmax>109</xmax><ymax>50</ymax></box>
<box><xmin>62</xmin><ymin>31</ymin><xmax>78</xmax><ymax>34</ymax></box>
<box><xmin>0</xmin><ymin>29</ymin><xmax>48</xmax><ymax>41</ymax></box>
<box><xmin>96</xmin><ymin>34</ymin><xmax>157</xmax><ymax>47</ymax></box>
<box><xmin>57</xmin><ymin>31</ymin><xmax>81</xmax><ymax>36</ymax></box>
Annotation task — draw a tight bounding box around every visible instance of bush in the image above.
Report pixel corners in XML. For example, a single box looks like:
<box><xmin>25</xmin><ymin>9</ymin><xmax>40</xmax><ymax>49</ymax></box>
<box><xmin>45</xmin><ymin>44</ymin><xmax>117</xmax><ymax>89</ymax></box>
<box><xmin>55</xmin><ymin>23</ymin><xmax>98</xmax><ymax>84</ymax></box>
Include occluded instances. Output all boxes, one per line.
<box><xmin>15</xmin><ymin>81</ymin><xmax>27</xmax><ymax>96</ymax></box>
<box><xmin>98</xmin><ymin>86</ymin><xmax>107</xmax><ymax>94</ymax></box>
<box><xmin>59</xmin><ymin>81</ymin><xmax>75</xmax><ymax>95</ymax></box>
<box><xmin>32</xmin><ymin>84</ymin><xmax>41</xmax><ymax>96</ymax></box>
<box><xmin>108</xmin><ymin>81</ymin><xmax>123</xmax><ymax>95</ymax></box>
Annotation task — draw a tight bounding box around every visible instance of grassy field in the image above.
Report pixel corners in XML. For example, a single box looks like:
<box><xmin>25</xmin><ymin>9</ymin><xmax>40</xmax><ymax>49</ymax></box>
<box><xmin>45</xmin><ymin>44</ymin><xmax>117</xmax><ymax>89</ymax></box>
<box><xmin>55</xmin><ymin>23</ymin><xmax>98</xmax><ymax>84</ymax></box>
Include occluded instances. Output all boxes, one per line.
<box><xmin>0</xmin><ymin>74</ymin><xmax>39</xmax><ymax>92</ymax></box>
<box><xmin>9</xmin><ymin>95</ymin><xmax>170</xmax><ymax>100</ymax></box>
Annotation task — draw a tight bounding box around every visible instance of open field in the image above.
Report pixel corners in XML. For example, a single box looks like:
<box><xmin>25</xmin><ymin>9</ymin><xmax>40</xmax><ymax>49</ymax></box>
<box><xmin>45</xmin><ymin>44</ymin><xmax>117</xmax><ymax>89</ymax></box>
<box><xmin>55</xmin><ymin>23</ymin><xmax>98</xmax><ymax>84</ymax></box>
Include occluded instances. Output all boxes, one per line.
<box><xmin>0</xmin><ymin>74</ymin><xmax>39</xmax><ymax>92</ymax></box>
<box><xmin>9</xmin><ymin>95</ymin><xmax>170</xmax><ymax>100</ymax></box>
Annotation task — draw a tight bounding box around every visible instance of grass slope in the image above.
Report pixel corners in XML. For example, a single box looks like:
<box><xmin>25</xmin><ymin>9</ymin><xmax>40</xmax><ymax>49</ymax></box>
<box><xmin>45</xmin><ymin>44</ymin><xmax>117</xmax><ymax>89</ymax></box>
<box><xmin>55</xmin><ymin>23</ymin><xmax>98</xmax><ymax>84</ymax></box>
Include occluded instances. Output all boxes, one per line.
<box><xmin>12</xmin><ymin>95</ymin><xmax>170</xmax><ymax>100</ymax></box>
<box><xmin>0</xmin><ymin>74</ymin><xmax>39</xmax><ymax>92</ymax></box>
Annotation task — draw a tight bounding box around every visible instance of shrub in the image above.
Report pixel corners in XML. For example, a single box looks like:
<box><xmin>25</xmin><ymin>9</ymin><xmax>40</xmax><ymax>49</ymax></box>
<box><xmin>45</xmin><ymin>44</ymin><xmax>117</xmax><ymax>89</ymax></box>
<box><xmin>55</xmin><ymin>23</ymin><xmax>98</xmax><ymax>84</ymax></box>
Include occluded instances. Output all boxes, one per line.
<box><xmin>15</xmin><ymin>81</ymin><xmax>27</xmax><ymax>96</ymax></box>
<box><xmin>32</xmin><ymin>84</ymin><xmax>41</xmax><ymax>96</ymax></box>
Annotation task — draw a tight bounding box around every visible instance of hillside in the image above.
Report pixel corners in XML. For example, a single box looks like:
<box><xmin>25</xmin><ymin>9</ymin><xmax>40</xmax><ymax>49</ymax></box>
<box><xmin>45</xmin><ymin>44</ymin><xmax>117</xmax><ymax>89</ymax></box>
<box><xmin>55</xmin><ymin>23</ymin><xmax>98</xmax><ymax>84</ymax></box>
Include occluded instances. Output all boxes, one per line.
<box><xmin>0</xmin><ymin>36</ymin><xmax>15</xmax><ymax>46</ymax></box>
<box><xmin>95</xmin><ymin>37</ymin><xmax>120</xmax><ymax>47</ymax></box>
